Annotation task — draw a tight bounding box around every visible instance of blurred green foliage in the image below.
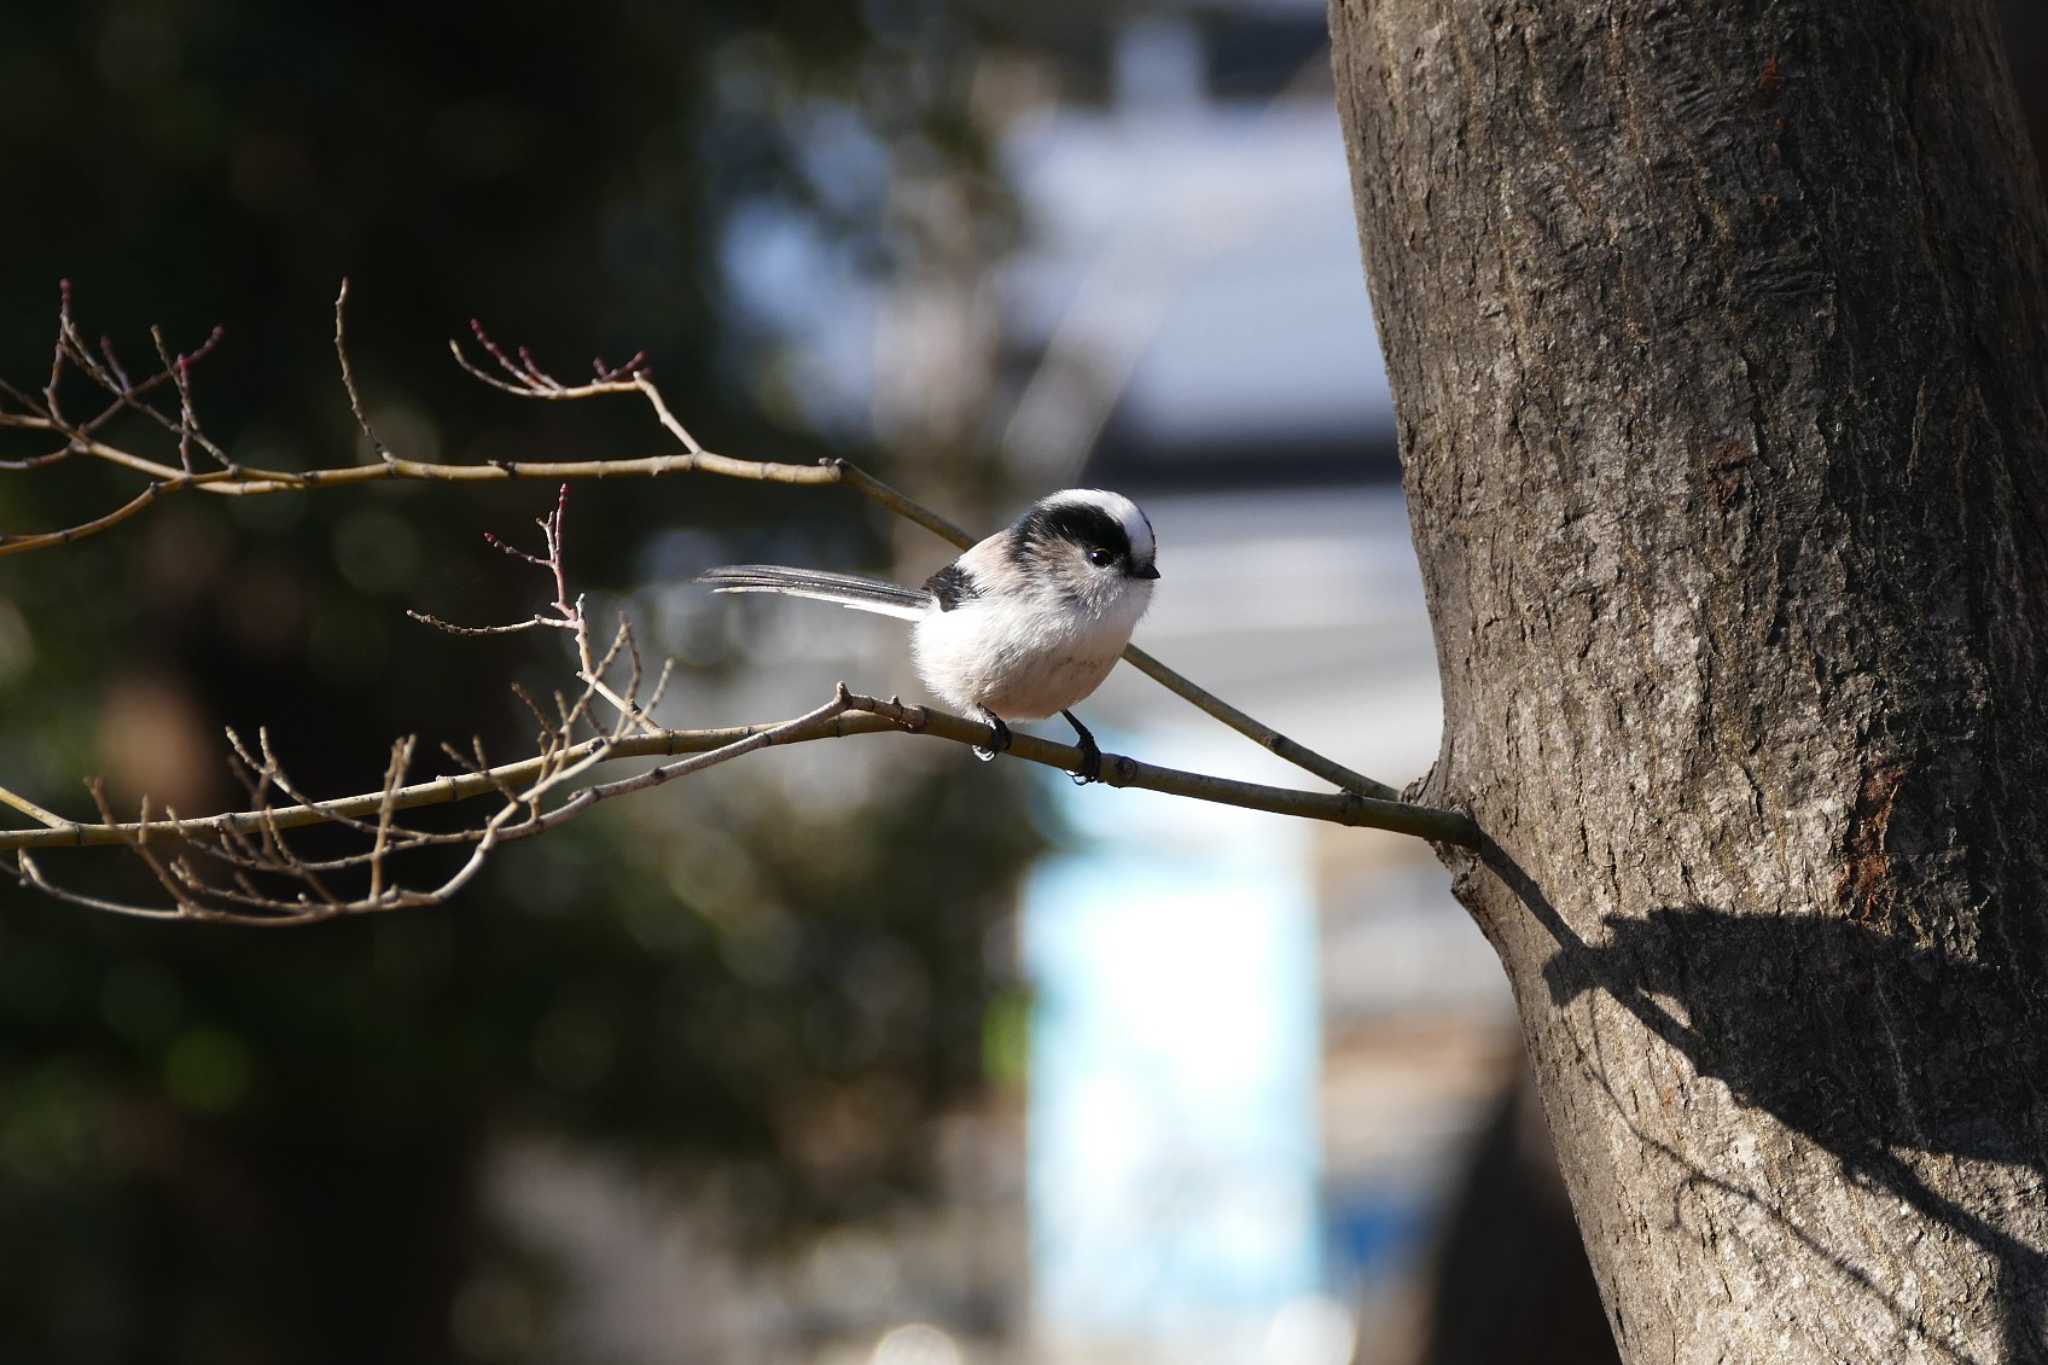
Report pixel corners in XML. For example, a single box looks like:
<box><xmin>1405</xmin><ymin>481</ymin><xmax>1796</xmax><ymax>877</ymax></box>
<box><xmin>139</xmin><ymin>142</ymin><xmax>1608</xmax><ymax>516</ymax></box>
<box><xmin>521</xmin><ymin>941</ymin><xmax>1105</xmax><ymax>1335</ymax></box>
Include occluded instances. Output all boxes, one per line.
<box><xmin>0</xmin><ymin>2</ymin><xmax>1042</xmax><ymax>1360</ymax></box>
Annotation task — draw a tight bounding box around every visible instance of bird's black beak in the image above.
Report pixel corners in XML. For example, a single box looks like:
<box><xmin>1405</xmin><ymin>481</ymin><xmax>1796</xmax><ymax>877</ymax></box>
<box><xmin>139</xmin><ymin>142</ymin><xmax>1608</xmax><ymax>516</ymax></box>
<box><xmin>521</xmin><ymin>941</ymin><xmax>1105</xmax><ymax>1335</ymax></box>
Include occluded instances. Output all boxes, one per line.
<box><xmin>1132</xmin><ymin>562</ymin><xmax>1160</xmax><ymax>580</ymax></box>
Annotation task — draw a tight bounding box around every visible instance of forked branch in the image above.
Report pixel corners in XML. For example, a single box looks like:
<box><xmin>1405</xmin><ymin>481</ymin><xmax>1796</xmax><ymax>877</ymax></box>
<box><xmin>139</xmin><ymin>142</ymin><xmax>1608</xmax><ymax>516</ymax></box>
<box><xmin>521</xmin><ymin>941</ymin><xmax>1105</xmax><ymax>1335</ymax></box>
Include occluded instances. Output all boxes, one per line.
<box><xmin>1</xmin><ymin>281</ymin><xmax>1397</xmax><ymax>801</ymax></box>
<box><xmin>0</xmin><ymin>283</ymin><xmax>1476</xmax><ymax>924</ymax></box>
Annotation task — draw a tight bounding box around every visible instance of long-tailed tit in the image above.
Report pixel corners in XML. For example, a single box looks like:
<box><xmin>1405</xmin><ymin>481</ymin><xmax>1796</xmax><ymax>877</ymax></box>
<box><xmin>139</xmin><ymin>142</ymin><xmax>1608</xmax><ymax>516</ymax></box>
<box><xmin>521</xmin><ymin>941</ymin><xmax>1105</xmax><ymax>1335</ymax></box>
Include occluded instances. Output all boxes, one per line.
<box><xmin>698</xmin><ymin>489</ymin><xmax>1159</xmax><ymax>783</ymax></box>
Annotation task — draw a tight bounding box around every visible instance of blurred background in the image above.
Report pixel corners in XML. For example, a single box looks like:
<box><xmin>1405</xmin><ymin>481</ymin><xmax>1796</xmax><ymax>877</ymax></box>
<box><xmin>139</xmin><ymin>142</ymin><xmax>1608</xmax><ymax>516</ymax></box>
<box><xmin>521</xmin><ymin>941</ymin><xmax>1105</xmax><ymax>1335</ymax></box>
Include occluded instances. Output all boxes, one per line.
<box><xmin>1</xmin><ymin>3</ymin><xmax>2041</xmax><ymax>1363</ymax></box>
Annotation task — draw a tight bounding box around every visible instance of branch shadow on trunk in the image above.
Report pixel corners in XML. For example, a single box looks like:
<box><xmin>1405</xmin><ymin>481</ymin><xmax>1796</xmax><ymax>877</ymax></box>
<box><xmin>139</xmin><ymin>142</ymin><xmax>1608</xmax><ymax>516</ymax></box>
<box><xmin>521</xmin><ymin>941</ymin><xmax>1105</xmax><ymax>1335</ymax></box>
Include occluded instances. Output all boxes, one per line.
<box><xmin>1479</xmin><ymin>837</ymin><xmax>2048</xmax><ymax>1364</ymax></box>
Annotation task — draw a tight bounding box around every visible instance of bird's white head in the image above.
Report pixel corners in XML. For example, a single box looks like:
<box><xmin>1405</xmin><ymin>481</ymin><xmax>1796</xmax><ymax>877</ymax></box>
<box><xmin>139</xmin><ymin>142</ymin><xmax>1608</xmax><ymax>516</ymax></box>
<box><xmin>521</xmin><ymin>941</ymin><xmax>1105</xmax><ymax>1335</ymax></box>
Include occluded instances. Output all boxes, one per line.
<box><xmin>1000</xmin><ymin>488</ymin><xmax>1159</xmax><ymax>616</ymax></box>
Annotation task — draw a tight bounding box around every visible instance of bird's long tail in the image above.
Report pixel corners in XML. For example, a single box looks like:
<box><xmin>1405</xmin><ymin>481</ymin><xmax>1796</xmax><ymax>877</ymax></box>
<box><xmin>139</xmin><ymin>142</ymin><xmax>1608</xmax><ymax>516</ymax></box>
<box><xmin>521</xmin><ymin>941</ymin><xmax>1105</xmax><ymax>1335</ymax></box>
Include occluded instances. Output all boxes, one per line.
<box><xmin>695</xmin><ymin>565</ymin><xmax>929</xmax><ymax>621</ymax></box>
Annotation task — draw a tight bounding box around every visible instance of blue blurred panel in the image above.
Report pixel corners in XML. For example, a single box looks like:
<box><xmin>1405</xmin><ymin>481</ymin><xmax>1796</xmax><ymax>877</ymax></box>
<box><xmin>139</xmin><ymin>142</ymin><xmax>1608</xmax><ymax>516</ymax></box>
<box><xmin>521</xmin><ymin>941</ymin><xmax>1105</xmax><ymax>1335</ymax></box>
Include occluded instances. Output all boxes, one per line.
<box><xmin>1023</xmin><ymin>788</ymin><xmax>1320</xmax><ymax>1337</ymax></box>
<box><xmin>1324</xmin><ymin>1186</ymin><xmax>1432</xmax><ymax>1285</ymax></box>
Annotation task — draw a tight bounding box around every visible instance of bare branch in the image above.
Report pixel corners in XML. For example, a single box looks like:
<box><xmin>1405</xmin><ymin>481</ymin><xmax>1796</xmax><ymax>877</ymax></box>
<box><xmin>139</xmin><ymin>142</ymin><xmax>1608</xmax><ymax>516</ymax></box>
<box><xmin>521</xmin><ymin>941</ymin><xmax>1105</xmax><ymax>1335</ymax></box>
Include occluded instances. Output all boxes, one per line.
<box><xmin>149</xmin><ymin>327</ymin><xmax>196</xmax><ymax>474</ymax></box>
<box><xmin>0</xmin><ymin>782</ymin><xmax>76</xmax><ymax>831</ymax></box>
<box><xmin>88</xmin><ymin>782</ymin><xmax>198</xmax><ymax>914</ymax></box>
<box><xmin>368</xmin><ymin>736</ymin><xmax>415</xmax><ymax>901</ymax></box>
<box><xmin>2</xmin><ymin>690</ymin><xmax>1476</xmax><ymax>863</ymax></box>
<box><xmin>0</xmin><ymin>480</ymin><xmax>181</xmax><ymax>555</ymax></box>
<box><xmin>46</xmin><ymin>279</ymin><xmax>71</xmax><ymax>424</ymax></box>
<box><xmin>1</xmin><ymin>283</ymin><xmax>1434</xmax><ymax>916</ymax></box>
<box><xmin>12</xmin><ymin>849</ymin><xmax>185</xmax><ymax>921</ymax></box>
<box><xmin>628</xmin><ymin>373</ymin><xmax>704</xmax><ymax>454</ymax></box>
<box><xmin>405</xmin><ymin>485</ymin><xmax>663</xmax><ymax>741</ymax></box>
<box><xmin>447</xmin><ymin>319</ymin><xmax>640</xmax><ymax>401</ymax></box>
<box><xmin>334</xmin><ymin>278</ymin><xmax>391</xmax><ymax>462</ymax></box>
<box><xmin>405</xmin><ymin>610</ymin><xmax>563</xmax><ymax>636</ymax></box>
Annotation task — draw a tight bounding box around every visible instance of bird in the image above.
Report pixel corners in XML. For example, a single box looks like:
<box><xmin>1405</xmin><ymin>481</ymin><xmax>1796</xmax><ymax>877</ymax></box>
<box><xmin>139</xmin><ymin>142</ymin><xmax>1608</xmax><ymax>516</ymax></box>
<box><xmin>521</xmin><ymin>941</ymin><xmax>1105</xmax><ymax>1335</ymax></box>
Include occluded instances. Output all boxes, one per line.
<box><xmin>697</xmin><ymin>489</ymin><xmax>1159</xmax><ymax>783</ymax></box>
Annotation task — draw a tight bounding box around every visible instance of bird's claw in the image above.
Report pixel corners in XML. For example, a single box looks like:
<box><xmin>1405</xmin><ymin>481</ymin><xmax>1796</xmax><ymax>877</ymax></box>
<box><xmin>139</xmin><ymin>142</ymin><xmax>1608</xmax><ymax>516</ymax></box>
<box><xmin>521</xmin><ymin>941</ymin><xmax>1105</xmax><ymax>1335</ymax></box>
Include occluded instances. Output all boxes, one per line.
<box><xmin>1068</xmin><ymin>734</ymin><xmax>1103</xmax><ymax>786</ymax></box>
<box><xmin>972</xmin><ymin>713</ymin><xmax>1012</xmax><ymax>762</ymax></box>
<box><xmin>1058</xmin><ymin>710</ymin><xmax>1103</xmax><ymax>786</ymax></box>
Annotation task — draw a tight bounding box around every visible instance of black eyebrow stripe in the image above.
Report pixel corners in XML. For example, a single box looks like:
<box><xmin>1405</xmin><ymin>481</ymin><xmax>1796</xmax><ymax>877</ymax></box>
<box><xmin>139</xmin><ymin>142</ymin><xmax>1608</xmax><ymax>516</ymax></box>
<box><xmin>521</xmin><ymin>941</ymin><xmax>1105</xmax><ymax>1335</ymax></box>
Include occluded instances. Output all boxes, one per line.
<box><xmin>1011</xmin><ymin>502</ymin><xmax>1132</xmax><ymax>563</ymax></box>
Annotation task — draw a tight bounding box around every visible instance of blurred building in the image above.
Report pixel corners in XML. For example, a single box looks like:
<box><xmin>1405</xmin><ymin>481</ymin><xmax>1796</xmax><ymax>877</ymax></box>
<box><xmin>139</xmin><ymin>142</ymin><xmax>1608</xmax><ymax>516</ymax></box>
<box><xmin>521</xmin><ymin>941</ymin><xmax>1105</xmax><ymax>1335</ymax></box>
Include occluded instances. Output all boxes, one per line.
<box><xmin>992</xmin><ymin>9</ymin><xmax>1521</xmax><ymax>1363</ymax></box>
<box><xmin>693</xmin><ymin>3</ymin><xmax>1529</xmax><ymax>1362</ymax></box>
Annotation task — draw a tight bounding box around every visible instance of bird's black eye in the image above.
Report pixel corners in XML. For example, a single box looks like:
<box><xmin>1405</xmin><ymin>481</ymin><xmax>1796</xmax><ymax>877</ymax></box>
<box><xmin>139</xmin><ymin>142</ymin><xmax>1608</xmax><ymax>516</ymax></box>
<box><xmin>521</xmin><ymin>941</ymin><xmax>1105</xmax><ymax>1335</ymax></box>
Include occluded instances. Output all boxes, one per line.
<box><xmin>1086</xmin><ymin>547</ymin><xmax>1114</xmax><ymax>567</ymax></box>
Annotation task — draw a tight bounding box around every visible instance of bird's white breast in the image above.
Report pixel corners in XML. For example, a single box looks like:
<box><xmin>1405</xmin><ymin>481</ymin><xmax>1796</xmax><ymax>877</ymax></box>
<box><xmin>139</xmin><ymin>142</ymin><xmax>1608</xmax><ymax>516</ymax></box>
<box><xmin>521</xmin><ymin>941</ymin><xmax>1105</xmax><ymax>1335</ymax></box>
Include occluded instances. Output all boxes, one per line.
<box><xmin>911</xmin><ymin>581</ymin><xmax>1150</xmax><ymax>720</ymax></box>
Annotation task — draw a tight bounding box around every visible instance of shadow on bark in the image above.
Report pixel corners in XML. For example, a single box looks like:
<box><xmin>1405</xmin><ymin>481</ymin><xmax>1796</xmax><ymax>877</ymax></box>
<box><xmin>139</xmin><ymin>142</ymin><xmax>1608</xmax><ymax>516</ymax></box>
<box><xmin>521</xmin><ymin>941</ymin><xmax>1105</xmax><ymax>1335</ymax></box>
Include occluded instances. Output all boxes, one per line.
<box><xmin>1481</xmin><ymin>839</ymin><xmax>2048</xmax><ymax>1364</ymax></box>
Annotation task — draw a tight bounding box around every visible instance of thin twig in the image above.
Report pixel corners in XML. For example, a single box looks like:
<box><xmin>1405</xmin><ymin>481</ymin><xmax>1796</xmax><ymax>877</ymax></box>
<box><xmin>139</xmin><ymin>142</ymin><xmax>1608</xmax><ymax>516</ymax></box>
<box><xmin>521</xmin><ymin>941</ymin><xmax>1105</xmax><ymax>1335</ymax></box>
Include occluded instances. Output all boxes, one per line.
<box><xmin>12</xmin><ymin>850</ymin><xmax>184</xmax><ymax>921</ymax></box>
<box><xmin>4</xmin><ymin>435</ymin><xmax>1473</xmax><ymax>928</ymax></box>
<box><xmin>407</xmin><ymin>484</ymin><xmax>664</xmax><ymax>739</ymax></box>
<box><xmin>334</xmin><ymin>279</ymin><xmax>391</xmax><ymax>462</ymax></box>
<box><xmin>4</xmin><ymin>288</ymin><xmax>1409</xmax><ymax>806</ymax></box>
<box><xmin>88</xmin><ymin>782</ymin><xmax>197</xmax><ymax>914</ymax></box>
<box><xmin>0</xmin><ymin>690</ymin><xmax>1478</xmax><ymax>859</ymax></box>
<box><xmin>405</xmin><ymin>610</ymin><xmax>560</xmax><ymax>636</ymax></box>
<box><xmin>0</xmin><ymin>480</ymin><xmax>179</xmax><ymax>554</ymax></box>
<box><xmin>368</xmin><ymin>737</ymin><xmax>415</xmax><ymax>901</ymax></box>
<box><xmin>148</xmin><ymin>327</ymin><xmax>195</xmax><ymax>474</ymax></box>
<box><xmin>46</xmin><ymin>280</ymin><xmax>72</xmax><ymax>425</ymax></box>
<box><xmin>0</xmin><ymin>782</ymin><xmax>74</xmax><ymax>831</ymax></box>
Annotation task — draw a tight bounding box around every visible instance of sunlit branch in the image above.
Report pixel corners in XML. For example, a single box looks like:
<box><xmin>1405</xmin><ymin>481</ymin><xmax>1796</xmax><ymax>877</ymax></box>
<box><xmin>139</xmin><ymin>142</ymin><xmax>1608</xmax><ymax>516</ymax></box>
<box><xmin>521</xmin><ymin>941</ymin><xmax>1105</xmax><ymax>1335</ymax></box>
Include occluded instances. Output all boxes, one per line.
<box><xmin>0</xmin><ymin>687</ymin><xmax>1477</xmax><ymax>862</ymax></box>
<box><xmin>0</xmin><ymin>280</ymin><xmax>1460</xmax><ymax>926</ymax></box>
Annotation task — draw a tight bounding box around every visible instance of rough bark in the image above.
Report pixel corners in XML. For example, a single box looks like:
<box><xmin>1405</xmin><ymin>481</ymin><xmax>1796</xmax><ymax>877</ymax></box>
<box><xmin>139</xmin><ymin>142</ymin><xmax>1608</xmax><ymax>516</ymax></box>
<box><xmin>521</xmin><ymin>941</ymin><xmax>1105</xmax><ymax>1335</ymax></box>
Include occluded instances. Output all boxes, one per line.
<box><xmin>1329</xmin><ymin>2</ymin><xmax>2048</xmax><ymax>1361</ymax></box>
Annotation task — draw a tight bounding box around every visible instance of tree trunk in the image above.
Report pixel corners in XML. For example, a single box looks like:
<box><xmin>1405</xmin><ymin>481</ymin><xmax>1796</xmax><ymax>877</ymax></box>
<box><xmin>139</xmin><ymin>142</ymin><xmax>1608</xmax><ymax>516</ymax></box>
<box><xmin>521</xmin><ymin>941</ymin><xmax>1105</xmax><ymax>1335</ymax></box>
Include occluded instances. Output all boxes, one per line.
<box><xmin>1328</xmin><ymin>2</ymin><xmax>2048</xmax><ymax>1360</ymax></box>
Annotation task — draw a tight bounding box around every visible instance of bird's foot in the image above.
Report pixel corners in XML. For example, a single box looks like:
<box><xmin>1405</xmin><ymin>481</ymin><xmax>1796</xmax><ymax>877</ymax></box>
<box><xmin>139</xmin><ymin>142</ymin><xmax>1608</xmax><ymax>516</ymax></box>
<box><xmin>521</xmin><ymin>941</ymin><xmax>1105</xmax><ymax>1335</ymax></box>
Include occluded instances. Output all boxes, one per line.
<box><xmin>1061</xmin><ymin>709</ymin><xmax>1102</xmax><ymax>786</ymax></box>
<box><xmin>972</xmin><ymin>711</ymin><xmax>1012</xmax><ymax>763</ymax></box>
<box><xmin>1069</xmin><ymin>736</ymin><xmax>1103</xmax><ymax>786</ymax></box>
